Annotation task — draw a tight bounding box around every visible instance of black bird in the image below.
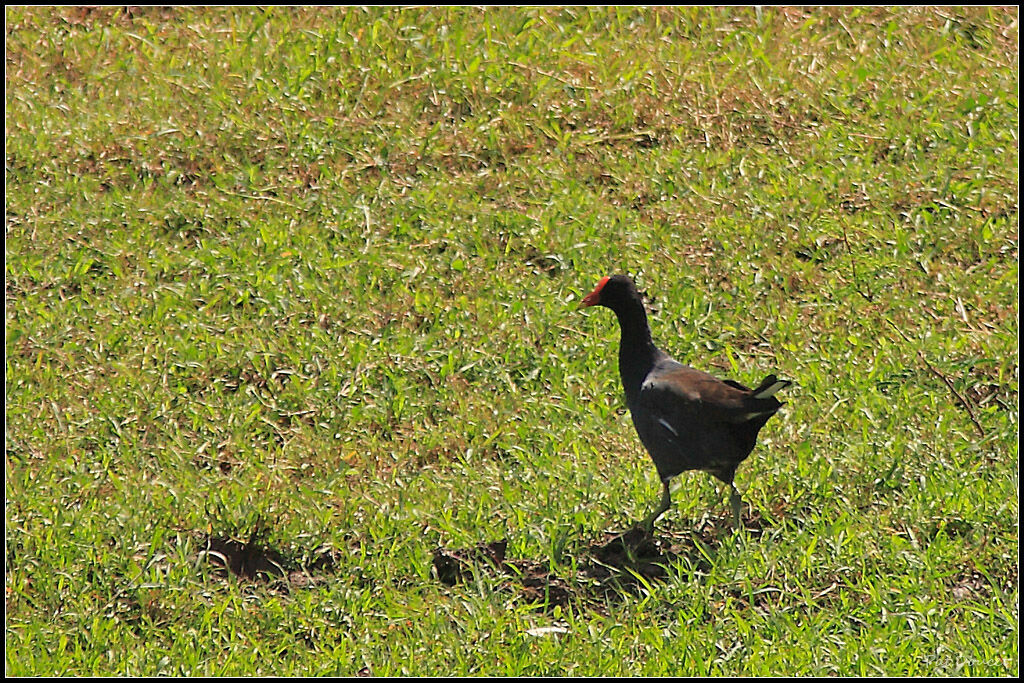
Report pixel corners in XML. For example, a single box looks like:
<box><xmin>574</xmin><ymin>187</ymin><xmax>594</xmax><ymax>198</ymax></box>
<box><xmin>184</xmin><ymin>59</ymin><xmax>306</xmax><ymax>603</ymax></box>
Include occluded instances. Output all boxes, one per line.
<box><xmin>580</xmin><ymin>274</ymin><xmax>791</xmax><ymax>529</ymax></box>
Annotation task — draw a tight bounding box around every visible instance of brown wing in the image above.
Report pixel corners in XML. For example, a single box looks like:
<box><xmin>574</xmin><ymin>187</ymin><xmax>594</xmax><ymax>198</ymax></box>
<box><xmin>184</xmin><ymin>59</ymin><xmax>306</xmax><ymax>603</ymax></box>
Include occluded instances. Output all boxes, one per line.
<box><xmin>630</xmin><ymin>364</ymin><xmax>787</xmax><ymax>481</ymax></box>
<box><xmin>639</xmin><ymin>366</ymin><xmax>765</xmax><ymax>424</ymax></box>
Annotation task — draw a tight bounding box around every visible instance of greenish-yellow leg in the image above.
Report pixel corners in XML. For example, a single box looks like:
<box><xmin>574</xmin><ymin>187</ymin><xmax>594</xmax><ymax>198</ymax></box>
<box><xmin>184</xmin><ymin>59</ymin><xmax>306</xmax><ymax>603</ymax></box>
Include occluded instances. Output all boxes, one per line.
<box><xmin>729</xmin><ymin>485</ymin><xmax>743</xmax><ymax>530</ymax></box>
<box><xmin>642</xmin><ymin>480</ymin><xmax>672</xmax><ymax>531</ymax></box>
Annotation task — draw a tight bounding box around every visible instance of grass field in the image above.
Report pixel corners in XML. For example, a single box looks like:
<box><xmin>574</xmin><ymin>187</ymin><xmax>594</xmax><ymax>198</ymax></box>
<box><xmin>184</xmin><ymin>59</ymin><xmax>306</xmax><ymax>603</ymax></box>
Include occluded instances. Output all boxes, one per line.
<box><xmin>5</xmin><ymin>6</ymin><xmax>1018</xmax><ymax>676</ymax></box>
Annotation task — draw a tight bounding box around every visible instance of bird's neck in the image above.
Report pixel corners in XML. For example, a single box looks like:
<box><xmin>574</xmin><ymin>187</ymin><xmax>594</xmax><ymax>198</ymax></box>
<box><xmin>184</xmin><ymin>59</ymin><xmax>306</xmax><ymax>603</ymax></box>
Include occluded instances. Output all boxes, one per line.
<box><xmin>613</xmin><ymin>303</ymin><xmax>659</xmax><ymax>402</ymax></box>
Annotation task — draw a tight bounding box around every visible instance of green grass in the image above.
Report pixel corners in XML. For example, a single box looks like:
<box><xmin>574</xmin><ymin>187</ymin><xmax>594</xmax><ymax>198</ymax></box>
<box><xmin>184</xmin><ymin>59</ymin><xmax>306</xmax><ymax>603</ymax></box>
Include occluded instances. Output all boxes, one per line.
<box><xmin>5</xmin><ymin>6</ymin><xmax>1018</xmax><ymax>676</ymax></box>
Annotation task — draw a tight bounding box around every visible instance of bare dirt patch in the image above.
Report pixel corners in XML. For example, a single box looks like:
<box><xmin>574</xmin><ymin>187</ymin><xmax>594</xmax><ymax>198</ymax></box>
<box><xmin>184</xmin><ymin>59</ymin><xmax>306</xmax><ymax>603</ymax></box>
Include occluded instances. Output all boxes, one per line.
<box><xmin>431</xmin><ymin>516</ymin><xmax>754</xmax><ymax>611</ymax></box>
<box><xmin>197</xmin><ymin>530</ymin><xmax>340</xmax><ymax>591</ymax></box>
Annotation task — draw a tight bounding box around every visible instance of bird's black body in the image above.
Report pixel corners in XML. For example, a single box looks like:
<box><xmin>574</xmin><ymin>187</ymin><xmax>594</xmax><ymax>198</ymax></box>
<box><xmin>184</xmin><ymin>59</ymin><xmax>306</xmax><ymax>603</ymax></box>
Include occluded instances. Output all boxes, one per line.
<box><xmin>581</xmin><ymin>274</ymin><xmax>790</xmax><ymax>528</ymax></box>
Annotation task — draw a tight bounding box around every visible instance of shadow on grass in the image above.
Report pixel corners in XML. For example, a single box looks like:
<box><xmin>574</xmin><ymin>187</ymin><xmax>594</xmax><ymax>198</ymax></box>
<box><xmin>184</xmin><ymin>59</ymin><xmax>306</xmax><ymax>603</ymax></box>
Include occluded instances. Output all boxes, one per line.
<box><xmin>431</xmin><ymin>513</ymin><xmax>772</xmax><ymax>612</ymax></box>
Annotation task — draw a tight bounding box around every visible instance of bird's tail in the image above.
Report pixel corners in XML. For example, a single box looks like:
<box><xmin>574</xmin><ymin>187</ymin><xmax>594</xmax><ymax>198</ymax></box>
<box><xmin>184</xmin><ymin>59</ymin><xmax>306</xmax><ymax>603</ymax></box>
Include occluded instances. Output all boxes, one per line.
<box><xmin>751</xmin><ymin>374</ymin><xmax>791</xmax><ymax>399</ymax></box>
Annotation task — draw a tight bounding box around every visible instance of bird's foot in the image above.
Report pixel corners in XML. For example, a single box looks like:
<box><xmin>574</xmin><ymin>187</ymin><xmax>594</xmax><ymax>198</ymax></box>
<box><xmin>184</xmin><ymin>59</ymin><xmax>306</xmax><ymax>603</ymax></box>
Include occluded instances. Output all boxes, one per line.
<box><xmin>729</xmin><ymin>488</ymin><xmax>743</xmax><ymax>531</ymax></box>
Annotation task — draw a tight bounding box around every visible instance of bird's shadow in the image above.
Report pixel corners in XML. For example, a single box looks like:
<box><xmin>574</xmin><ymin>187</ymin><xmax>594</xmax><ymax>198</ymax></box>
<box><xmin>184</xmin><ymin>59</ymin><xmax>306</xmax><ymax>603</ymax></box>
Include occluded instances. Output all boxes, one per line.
<box><xmin>585</xmin><ymin>516</ymin><xmax>742</xmax><ymax>586</ymax></box>
<box><xmin>430</xmin><ymin>513</ymin><xmax>764</xmax><ymax>612</ymax></box>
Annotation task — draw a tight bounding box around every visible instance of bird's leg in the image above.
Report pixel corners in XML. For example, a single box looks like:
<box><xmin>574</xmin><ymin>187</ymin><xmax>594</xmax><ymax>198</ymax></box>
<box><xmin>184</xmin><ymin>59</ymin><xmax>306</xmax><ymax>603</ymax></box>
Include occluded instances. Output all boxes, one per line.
<box><xmin>729</xmin><ymin>484</ymin><xmax>743</xmax><ymax>530</ymax></box>
<box><xmin>642</xmin><ymin>480</ymin><xmax>672</xmax><ymax>531</ymax></box>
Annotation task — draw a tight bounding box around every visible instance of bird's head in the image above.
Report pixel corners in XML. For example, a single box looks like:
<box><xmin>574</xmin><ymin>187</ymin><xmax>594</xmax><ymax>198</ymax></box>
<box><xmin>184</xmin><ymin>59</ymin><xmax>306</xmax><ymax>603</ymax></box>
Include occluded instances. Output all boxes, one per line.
<box><xmin>579</xmin><ymin>274</ymin><xmax>641</xmax><ymax>311</ymax></box>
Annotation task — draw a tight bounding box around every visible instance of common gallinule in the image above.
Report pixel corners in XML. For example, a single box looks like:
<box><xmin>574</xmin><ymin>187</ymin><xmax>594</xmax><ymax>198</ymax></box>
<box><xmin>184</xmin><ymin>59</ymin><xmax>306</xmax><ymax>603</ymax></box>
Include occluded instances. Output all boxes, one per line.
<box><xmin>580</xmin><ymin>274</ymin><xmax>790</xmax><ymax>530</ymax></box>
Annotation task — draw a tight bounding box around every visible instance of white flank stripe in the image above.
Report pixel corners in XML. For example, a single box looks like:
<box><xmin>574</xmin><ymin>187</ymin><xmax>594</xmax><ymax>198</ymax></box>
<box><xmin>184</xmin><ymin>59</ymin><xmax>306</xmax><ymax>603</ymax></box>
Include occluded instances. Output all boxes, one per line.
<box><xmin>658</xmin><ymin>418</ymin><xmax>679</xmax><ymax>436</ymax></box>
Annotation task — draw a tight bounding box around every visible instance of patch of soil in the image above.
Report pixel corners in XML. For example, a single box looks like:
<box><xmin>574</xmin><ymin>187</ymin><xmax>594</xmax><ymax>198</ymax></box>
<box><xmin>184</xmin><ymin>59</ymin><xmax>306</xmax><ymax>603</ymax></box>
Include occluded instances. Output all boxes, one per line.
<box><xmin>431</xmin><ymin>539</ymin><xmax>576</xmax><ymax>607</ymax></box>
<box><xmin>197</xmin><ymin>532</ymin><xmax>340</xmax><ymax>590</ymax></box>
<box><xmin>432</xmin><ymin>539</ymin><xmax>510</xmax><ymax>586</ymax></box>
<box><xmin>201</xmin><ymin>535</ymin><xmax>290</xmax><ymax>581</ymax></box>
<box><xmin>431</xmin><ymin>517</ymin><xmax>746</xmax><ymax>611</ymax></box>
